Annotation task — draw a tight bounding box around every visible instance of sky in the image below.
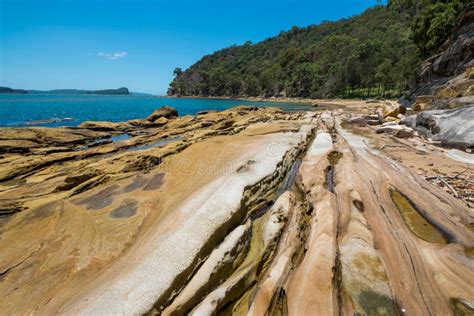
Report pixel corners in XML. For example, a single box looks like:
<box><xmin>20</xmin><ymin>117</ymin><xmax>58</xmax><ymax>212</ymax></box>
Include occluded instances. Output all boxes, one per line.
<box><xmin>0</xmin><ymin>0</ymin><xmax>382</xmax><ymax>95</ymax></box>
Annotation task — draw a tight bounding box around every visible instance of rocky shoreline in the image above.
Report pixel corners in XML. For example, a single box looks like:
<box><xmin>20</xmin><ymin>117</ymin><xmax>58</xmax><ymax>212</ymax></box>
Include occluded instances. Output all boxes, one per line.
<box><xmin>0</xmin><ymin>104</ymin><xmax>473</xmax><ymax>314</ymax></box>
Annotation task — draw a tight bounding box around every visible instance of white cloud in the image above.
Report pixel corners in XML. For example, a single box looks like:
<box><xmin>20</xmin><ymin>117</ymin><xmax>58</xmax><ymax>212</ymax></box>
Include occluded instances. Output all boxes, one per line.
<box><xmin>98</xmin><ymin>51</ymin><xmax>128</xmax><ymax>60</ymax></box>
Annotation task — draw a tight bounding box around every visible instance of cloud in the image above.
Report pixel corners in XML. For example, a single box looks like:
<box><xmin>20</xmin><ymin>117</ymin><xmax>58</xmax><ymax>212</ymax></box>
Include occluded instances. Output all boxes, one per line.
<box><xmin>98</xmin><ymin>51</ymin><xmax>128</xmax><ymax>60</ymax></box>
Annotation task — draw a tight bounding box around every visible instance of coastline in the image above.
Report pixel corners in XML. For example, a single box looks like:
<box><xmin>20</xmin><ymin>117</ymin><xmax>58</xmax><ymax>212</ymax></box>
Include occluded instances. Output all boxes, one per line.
<box><xmin>164</xmin><ymin>94</ymin><xmax>390</xmax><ymax>110</ymax></box>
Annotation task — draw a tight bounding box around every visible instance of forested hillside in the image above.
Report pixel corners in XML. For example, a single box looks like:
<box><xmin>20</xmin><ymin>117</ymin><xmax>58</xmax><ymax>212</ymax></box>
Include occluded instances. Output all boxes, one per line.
<box><xmin>168</xmin><ymin>0</ymin><xmax>467</xmax><ymax>99</ymax></box>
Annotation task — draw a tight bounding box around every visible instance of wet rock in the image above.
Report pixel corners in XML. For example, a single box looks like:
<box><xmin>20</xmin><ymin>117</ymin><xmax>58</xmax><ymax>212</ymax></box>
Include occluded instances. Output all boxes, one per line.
<box><xmin>146</xmin><ymin>106</ymin><xmax>178</xmax><ymax>122</ymax></box>
<box><xmin>109</xmin><ymin>199</ymin><xmax>138</xmax><ymax>219</ymax></box>
<box><xmin>122</xmin><ymin>176</ymin><xmax>148</xmax><ymax>193</ymax></box>
<box><xmin>74</xmin><ymin>184</ymin><xmax>119</xmax><ymax>210</ymax></box>
<box><xmin>143</xmin><ymin>173</ymin><xmax>165</xmax><ymax>191</ymax></box>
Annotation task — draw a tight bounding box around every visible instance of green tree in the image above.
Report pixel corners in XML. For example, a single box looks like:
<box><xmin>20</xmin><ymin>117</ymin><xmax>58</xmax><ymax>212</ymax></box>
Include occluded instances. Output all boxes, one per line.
<box><xmin>173</xmin><ymin>67</ymin><xmax>183</xmax><ymax>77</ymax></box>
<box><xmin>243</xmin><ymin>75</ymin><xmax>261</xmax><ymax>96</ymax></box>
<box><xmin>168</xmin><ymin>4</ymin><xmax>424</xmax><ymax>99</ymax></box>
<box><xmin>413</xmin><ymin>1</ymin><xmax>463</xmax><ymax>58</ymax></box>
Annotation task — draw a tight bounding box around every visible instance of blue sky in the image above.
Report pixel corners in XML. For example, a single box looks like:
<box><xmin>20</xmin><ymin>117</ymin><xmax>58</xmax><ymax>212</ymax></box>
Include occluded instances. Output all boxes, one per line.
<box><xmin>1</xmin><ymin>0</ymin><xmax>381</xmax><ymax>94</ymax></box>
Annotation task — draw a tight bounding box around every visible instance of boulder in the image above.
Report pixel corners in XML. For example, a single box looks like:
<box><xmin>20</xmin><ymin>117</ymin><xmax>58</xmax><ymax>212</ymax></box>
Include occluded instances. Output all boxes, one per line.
<box><xmin>400</xmin><ymin>105</ymin><xmax>474</xmax><ymax>148</ymax></box>
<box><xmin>146</xmin><ymin>106</ymin><xmax>178</xmax><ymax>122</ymax></box>
<box><xmin>448</xmin><ymin>95</ymin><xmax>474</xmax><ymax>108</ymax></box>
<box><xmin>382</xmin><ymin>102</ymin><xmax>406</xmax><ymax>118</ymax></box>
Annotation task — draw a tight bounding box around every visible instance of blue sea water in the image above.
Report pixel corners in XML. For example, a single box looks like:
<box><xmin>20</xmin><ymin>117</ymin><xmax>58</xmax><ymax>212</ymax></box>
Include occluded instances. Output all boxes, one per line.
<box><xmin>0</xmin><ymin>94</ymin><xmax>314</xmax><ymax>127</ymax></box>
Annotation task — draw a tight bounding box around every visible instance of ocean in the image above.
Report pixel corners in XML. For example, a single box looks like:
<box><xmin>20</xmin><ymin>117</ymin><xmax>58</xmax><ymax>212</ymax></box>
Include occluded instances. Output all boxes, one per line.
<box><xmin>0</xmin><ymin>94</ymin><xmax>314</xmax><ymax>127</ymax></box>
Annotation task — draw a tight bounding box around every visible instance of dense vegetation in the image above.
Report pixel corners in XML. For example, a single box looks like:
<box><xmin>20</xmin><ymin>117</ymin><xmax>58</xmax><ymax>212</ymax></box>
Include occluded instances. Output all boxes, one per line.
<box><xmin>391</xmin><ymin>0</ymin><xmax>468</xmax><ymax>58</ymax></box>
<box><xmin>168</xmin><ymin>1</ymin><xmax>467</xmax><ymax>99</ymax></box>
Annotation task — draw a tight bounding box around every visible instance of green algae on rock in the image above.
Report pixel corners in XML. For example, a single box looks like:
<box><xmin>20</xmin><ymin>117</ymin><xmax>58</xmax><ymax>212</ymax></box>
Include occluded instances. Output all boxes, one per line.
<box><xmin>390</xmin><ymin>189</ymin><xmax>449</xmax><ymax>244</ymax></box>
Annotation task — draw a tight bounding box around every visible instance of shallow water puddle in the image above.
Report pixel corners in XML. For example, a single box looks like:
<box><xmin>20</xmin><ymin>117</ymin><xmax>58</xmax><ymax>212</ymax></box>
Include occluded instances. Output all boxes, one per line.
<box><xmin>389</xmin><ymin>190</ymin><xmax>448</xmax><ymax>244</ymax></box>
<box><xmin>110</xmin><ymin>133</ymin><xmax>132</xmax><ymax>143</ymax></box>
<box><xmin>450</xmin><ymin>298</ymin><xmax>474</xmax><ymax>315</ymax></box>
<box><xmin>128</xmin><ymin>136</ymin><xmax>184</xmax><ymax>151</ymax></box>
<box><xmin>74</xmin><ymin>134</ymin><xmax>129</xmax><ymax>151</ymax></box>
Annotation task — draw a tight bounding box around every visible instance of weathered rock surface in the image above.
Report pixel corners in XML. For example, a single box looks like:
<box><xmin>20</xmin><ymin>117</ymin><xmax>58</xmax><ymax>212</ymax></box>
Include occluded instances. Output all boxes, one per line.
<box><xmin>401</xmin><ymin>105</ymin><xmax>474</xmax><ymax>149</ymax></box>
<box><xmin>0</xmin><ymin>106</ymin><xmax>472</xmax><ymax>315</ymax></box>
<box><xmin>382</xmin><ymin>101</ymin><xmax>406</xmax><ymax>118</ymax></box>
<box><xmin>146</xmin><ymin>106</ymin><xmax>179</xmax><ymax>122</ymax></box>
<box><xmin>376</xmin><ymin>124</ymin><xmax>414</xmax><ymax>138</ymax></box>
<box><xmin>78</xmin><ymin>121</ymin><xmax>130</xmax><ymax>131</ymax></box>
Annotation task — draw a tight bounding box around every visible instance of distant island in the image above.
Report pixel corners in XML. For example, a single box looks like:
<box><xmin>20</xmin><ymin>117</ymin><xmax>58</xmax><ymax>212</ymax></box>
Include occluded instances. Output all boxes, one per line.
<box><xmin>86</xmin><ymin>87</ymin><xmax>129</xmax><ymax>95</ymax></box>
<box><xmin>0</xmin><ymin>86</ymin><xmax>28</xmax><ymax>94</ymax></box>
<box><xmin>0</xmin><ymin>86</ymin><xmax>130</xmax><ymax>95</ymax></box>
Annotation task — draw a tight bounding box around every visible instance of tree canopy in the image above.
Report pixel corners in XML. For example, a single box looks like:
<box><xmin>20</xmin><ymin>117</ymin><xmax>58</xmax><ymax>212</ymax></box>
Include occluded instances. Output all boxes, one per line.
<box><xmin>168</xmin><ymin>1</ymin><xmax>467</xmax><ymax>99</ymax></box>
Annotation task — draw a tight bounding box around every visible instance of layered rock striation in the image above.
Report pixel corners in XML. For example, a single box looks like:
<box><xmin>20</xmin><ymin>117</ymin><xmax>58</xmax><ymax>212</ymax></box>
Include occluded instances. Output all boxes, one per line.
<box><xmin>0</xmin><ymin>105</ymin><xmax>472</xmax><ymax>315</ymax></box>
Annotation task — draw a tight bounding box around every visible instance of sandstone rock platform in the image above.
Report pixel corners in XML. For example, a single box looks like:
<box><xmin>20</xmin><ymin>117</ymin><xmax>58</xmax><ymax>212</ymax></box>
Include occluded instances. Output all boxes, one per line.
<box><xmin>0</xmin><ymin>105</ymin><xmax>472</xmax><ymax>315</ymax></box>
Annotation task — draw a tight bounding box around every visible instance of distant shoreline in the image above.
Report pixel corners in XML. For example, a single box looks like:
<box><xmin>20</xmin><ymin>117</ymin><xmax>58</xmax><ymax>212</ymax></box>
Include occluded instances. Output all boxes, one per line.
<box><xmin>164</xmin><ymin>95</ymin><xmax>316</xmax><ymax>104</ymax></box>
<box><xmin>164</xmin><ymin>95</ymin><xmax>389</xmax><ymax>109</ymax></box>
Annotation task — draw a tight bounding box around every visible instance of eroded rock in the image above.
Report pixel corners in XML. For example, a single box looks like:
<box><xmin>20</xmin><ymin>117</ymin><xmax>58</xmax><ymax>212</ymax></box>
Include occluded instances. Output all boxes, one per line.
<box><xmin>0</xmin><ymin>107</ymin><xmax>472</xmax><ymax>316</ymax></box>
<box><xmin>146</xmin><ymin>106</ymin><xmax>179</xmax><ymax>122</ymax></box>
<box><xmin>401</xmin><ymin>105</ymin><xmax>474</xmax><ymax>148</ymax></box>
